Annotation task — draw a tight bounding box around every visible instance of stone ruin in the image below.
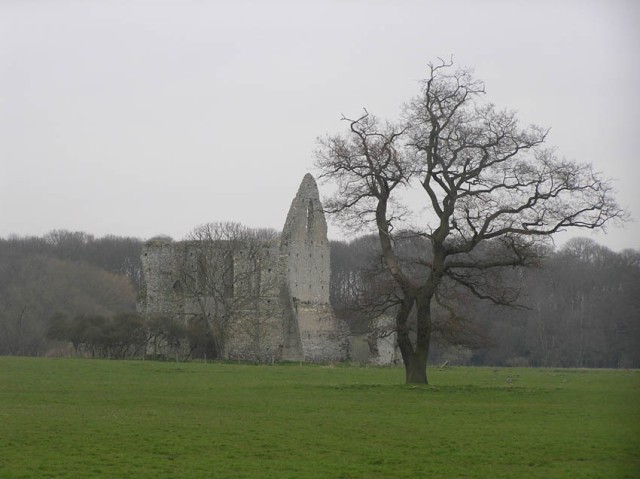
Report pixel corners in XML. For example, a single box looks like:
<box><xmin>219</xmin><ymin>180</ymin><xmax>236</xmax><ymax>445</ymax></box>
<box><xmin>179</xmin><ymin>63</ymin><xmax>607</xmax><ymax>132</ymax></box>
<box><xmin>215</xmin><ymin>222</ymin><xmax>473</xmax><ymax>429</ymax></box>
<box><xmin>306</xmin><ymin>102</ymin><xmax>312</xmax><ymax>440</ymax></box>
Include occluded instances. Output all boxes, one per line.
<box><xmin>138</xmin><ymin>174</ymin><xmax>351</xmax><ymax>362</ymax></box>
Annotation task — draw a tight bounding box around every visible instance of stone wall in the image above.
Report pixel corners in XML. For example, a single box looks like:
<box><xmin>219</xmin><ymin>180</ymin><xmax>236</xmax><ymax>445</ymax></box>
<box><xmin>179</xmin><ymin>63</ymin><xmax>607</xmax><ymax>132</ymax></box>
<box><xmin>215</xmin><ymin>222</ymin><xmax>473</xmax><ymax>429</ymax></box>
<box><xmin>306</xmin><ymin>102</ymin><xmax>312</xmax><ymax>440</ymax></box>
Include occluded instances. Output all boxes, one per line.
<box><xmin>279</xmin><ymin>174</ymin><xmax>347</xmax><ymax>362</ymax></box>
<box><xmin>280</xmin><ymin>174</ymin><xmax>331</xmax><ymax>304</ymax></box>
<box><xmin>139</xmin><ymin>239</ymin><xmax>184</xmax><ymax>319</ymax></box>
<box><xmin>138</xmin><ymin>174</ymin><xmax>349</xmax><ymax>363</ymax></box>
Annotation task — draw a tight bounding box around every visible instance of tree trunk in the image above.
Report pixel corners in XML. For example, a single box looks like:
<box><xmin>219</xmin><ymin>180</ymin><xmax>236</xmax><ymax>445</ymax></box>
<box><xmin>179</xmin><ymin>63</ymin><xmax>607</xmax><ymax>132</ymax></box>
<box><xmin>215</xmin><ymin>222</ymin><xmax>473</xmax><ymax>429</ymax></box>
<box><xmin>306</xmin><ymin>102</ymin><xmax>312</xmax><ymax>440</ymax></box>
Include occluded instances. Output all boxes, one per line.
<box><xmin>405</xmin><ymin>350</ymin><xmax>429</xmax><ymax>384</ymax></box>
<box><xmin>404</xmin><ymin>290</ymin><xmax>433</xmax><ymax>384</ymax></box>
<box><xmin>395</xmin><ymin>296</ymin><xmax>421</xmax><ymax>382</ymax></box>
<box><xmin>395</xmin><ymin>299</ymin><xmax>433</xmax><ymax>384</ymax></box>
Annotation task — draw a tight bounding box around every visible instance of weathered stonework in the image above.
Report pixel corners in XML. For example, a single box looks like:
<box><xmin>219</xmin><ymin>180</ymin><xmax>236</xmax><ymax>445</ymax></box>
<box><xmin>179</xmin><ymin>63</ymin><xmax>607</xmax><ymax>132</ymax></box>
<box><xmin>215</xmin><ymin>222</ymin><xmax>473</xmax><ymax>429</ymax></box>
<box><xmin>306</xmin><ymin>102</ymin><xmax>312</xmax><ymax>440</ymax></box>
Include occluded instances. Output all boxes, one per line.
<box><xmin>138</xmin><ymin>174</ymin><xmax>349</xmax><ymax>363</ymax></box>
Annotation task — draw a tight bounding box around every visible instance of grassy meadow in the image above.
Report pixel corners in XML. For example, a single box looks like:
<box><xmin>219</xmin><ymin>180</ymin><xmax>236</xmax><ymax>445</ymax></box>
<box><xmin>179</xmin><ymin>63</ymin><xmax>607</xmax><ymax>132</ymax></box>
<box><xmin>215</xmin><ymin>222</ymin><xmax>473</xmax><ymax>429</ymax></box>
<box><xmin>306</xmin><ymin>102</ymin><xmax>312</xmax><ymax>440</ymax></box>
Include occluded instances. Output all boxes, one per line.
<box><xmin>1</xmin><ymin>357</ymin><xmax>638</xmax><ymax>478</ymax></box>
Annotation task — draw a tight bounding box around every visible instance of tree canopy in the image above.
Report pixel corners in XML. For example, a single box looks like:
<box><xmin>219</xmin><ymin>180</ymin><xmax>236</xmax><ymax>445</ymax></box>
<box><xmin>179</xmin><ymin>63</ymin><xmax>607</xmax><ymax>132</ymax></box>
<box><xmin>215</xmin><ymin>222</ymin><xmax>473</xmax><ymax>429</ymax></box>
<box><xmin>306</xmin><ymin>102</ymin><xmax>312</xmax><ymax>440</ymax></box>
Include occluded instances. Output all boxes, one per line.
<box><xmin>316</xmin><ymin>58</ymin><xmax>625</xmax><ymax>383</ymax></box>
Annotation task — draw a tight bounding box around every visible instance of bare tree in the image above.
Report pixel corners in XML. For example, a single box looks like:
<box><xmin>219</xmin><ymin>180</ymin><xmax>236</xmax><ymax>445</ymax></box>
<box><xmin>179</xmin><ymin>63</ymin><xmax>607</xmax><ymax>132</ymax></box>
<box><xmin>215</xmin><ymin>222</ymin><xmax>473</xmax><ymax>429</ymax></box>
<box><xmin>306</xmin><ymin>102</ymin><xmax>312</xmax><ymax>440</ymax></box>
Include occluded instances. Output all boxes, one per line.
<box><xmin>316</xmin><ymin>58</ymin><xmax>626</xmax><ymax>383</ymax></box>
<box><xmin>177</xmin><ymin>222</ymin><xmax>279</xmax><ymax>359</ymax></box>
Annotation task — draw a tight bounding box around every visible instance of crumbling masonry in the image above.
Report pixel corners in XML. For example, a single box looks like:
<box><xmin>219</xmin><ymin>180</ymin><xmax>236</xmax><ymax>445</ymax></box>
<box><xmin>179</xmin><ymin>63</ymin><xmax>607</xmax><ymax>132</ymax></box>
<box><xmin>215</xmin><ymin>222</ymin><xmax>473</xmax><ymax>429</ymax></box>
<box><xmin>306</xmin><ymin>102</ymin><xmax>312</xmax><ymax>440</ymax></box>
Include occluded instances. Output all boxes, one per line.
<box><xmin>138</xmin><ymin>174</ymin><xmax>350</xmax><ymax>362</ymax></box>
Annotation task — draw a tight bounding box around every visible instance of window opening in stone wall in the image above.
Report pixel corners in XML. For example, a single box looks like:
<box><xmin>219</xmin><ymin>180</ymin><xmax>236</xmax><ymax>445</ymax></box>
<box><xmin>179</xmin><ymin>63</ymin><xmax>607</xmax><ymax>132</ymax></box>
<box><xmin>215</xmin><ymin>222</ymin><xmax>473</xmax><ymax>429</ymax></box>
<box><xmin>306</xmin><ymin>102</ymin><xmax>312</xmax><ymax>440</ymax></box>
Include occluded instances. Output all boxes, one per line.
<box><xmin>306</xmin><ymin>199</ymin><xmax>314</xmax><ymax>233</ymax></box>
<box><xmin>223</xmin><ymin>252</ymin><xmax>234</xmax><ymax>298</ymax></box>
<box><xmin>250</xmin><ymin>256</ymin><xmax>261</xmax><ymax>298</ymax></box>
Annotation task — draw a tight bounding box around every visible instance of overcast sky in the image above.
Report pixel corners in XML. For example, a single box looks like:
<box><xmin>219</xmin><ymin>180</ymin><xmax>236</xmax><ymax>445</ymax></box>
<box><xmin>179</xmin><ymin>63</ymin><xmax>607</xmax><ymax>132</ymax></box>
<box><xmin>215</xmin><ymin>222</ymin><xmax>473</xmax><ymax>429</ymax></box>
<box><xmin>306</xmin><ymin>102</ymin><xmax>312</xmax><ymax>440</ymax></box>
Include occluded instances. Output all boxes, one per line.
<box><xmin>1</xmin><ymin>0</ymin><xmax>638</xmax><ymax>251</ymax></box>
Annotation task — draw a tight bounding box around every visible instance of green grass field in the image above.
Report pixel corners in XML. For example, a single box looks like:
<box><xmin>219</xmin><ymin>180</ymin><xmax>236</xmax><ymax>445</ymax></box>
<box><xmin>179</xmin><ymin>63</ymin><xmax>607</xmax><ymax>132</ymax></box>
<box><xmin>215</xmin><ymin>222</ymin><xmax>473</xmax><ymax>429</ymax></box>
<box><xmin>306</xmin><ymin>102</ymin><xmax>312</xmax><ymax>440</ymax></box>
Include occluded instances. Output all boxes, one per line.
<box><xmin>1</xmin><ymin>358</ymin><xmax>638</xmax><ymax>478</ymax></box>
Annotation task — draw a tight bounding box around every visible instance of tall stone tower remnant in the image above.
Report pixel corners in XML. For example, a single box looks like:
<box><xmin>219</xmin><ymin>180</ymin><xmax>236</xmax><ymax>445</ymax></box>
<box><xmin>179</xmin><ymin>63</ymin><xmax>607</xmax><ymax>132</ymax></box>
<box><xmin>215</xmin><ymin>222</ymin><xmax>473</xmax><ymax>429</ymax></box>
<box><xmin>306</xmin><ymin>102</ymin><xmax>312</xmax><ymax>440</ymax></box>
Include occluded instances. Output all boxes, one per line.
<box><xmin>280</xmin><ymin>173</ymin><xmax>348</xmax><ymax>362</ymax></box>
<box><xmin>138</xmin><ymin>173</ymin><xmax>349</xmax><ymax>363</ymax></box>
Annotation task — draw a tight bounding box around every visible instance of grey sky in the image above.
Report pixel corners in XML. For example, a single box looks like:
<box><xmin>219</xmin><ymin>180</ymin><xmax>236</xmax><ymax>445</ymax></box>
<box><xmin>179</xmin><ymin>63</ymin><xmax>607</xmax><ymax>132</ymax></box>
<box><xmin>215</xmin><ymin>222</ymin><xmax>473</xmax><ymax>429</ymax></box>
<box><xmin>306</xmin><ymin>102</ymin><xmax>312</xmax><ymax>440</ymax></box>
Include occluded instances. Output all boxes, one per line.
<box><xmin>1</xmin><ymin>0</ymin><xmax>638</xmax><ymax>251</ymax></box>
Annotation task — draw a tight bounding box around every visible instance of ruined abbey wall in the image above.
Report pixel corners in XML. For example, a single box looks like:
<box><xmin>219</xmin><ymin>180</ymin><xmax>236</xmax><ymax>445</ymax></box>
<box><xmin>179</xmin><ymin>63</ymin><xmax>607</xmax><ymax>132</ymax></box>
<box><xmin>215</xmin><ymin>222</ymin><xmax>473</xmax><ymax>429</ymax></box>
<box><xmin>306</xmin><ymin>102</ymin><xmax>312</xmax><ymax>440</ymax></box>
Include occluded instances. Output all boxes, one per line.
<box><xmin>279</xmin><ymin>175</ymin><xmax>349</xmax><ymax>361</ymax></box>
<box><xmin>138</xmin><ymin>174</ymin><xmax>349</xmax><ymax>363</ymax></box>
<box><xmin>280</xmin><ymin>174</ymin><xmax>331</xmax><ymax>304</ymax></box>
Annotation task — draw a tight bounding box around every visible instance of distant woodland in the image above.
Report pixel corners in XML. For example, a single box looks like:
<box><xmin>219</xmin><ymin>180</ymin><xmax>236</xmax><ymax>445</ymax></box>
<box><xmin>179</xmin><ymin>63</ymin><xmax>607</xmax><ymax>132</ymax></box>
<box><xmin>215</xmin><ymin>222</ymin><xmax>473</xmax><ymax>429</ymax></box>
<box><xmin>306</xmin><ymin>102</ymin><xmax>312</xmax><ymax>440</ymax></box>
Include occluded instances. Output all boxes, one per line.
<box><xmin>0</xmin><ymin>230</ymin><xmax>638</xmax><ymax>368</ymax></box>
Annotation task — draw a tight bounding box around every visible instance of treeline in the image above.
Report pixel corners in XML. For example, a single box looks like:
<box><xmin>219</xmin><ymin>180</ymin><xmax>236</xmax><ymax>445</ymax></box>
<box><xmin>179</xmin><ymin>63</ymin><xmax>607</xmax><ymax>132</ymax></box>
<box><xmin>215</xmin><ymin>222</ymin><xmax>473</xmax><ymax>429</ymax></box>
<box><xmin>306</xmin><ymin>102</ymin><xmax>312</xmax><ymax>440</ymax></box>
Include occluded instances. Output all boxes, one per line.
<box><xmin>1</xmin><ymin>230</ymin><xmax>638</xmax><ymax>367</ymax></box>
<box><xmin>478</xmin><ymin>238</ymin><xmax>640</xmax><ymax>368</ymax></box>
<box><xmin>0</xmin><ymin>230</ymin><xmax>214</xmax><ymax>360</ymax></box>
<box><xmin>331</xmin><ymin>236</ymin><xmax>640</xmax><ymax>368</ymax></box>
<box><xmin>0</xmin><ymin>231</ymin><xmax>143</xmax><ymax>356</ymax></box>
<box><xmin>1</xmin><ymin>230</ymin><xmax>143</xmax><ymax>288</ymax></box>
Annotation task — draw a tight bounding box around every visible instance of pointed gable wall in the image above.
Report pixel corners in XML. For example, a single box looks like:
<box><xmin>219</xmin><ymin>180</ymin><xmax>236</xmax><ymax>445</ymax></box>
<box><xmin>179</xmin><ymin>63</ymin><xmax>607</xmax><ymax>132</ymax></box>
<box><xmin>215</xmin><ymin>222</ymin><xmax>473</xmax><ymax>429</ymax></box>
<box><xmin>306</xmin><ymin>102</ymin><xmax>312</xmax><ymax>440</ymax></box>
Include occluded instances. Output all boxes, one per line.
<box><xmin>279</xmin><ymin>174</ymin><xmax>348</xmax><ymax>362</ymax></box>
<box><xmin>280</xmin><ymin>173</ymin><xmax>330</xmax><ymax>304</ymax></box>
